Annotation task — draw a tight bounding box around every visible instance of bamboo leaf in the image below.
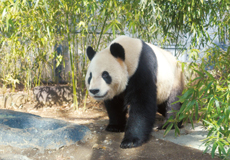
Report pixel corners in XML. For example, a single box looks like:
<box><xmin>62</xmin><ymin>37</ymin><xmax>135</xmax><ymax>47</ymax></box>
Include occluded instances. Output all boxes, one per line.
<box><xmin>34</xmin><ymin>0</ymin><xmax>40</xmax><ymax>9</ymax></box>
<box><xmin>2</xmin><ymin>8</ymin><xmax>7</xmax><ymax>20</ymax></box>
<box><xmin>181</xmin><ymin>89</ymin><xmax>194</xmax><ymax>99</ymax></box>
<box><xmin>211</xmin><ymin>142</ymin><xmax>218</xmax><ymax>158</ymax></box>
<box><xmin>195</xmin><ymin>101</ymin><xmax>199</xmax><ymax>120</ymax></box>
<box><xmin>164</xmin><ymin>123</ymin><xmax>173</xmax><ymax>137</ymax></box>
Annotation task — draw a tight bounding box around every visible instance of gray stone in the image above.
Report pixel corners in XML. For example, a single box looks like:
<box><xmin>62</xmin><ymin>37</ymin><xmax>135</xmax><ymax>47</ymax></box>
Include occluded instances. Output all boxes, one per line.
<box><xmin>0</xmin><ymin>154</ymin><xmax>32</xmax><ymax>160</ymax></box>
<box><xmin>0</xmin><ymin>109</ymin><xmax>91</xmax><ymax>150</ymax></box>
<box><xmin>33</xmin><ymin>86</ymin><xmax>83</xmax><ymax>108</ymax></box>
<box><xmin>0</xmin><ymin>93</ymin><xmax>29</xmax><ymax>108</ymax></box>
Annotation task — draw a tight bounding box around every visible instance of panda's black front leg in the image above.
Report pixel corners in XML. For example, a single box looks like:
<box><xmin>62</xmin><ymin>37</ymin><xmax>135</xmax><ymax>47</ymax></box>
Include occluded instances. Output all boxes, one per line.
<box><xmin>120</xmin><ymin>96</ymin><xmax>157</xmax><ymax>148</ymax></box>
<box><xmin>104</xmin><ymin>93</ymin><xmax>127</xmax><ymax>132</ymax></box>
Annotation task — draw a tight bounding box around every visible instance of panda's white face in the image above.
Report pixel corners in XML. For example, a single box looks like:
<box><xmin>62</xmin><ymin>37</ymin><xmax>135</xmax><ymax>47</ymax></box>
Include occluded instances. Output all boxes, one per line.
<box><xmin>85</xmin><ymin>48</ymin><xmax>128</xmax><ymax>101</ymax></box>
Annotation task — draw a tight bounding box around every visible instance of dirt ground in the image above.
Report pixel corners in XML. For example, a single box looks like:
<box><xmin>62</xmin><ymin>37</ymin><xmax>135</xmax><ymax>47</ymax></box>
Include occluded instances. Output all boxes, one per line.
<box><xmin>0</xmin><ymin>89</ymin><xmax>221</xmax><ymax>160</ymax></box>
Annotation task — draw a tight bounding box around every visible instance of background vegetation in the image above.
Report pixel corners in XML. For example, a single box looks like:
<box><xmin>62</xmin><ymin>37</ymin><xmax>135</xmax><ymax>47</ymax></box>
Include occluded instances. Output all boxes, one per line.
<box><xmin>0</xmin><ymin>0</ymin><xmax>229</xmax><ymax>159</ymax></box>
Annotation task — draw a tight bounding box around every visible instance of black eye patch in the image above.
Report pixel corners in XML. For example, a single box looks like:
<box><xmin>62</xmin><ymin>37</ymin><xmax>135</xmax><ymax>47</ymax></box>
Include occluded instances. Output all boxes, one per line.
<box><xmin>88</xmin><ymin>72</ymin><xmax>92</xmax><ymax>84</ymax></box>
<box><xmin>102</xmin><ymin>71</ymin><xmax>112</xmax><ymax>84</ymax></box>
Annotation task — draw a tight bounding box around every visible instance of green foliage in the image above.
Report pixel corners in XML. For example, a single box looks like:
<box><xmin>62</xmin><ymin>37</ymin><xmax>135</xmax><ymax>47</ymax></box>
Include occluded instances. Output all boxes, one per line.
<box><xmin>1</xmin><ymin>0</ymin><xmax>229</xmax><ymax>89</ymax></box>
<box><xmin>166</xmin><ymin>46</ymin><xmax>230</xmax><ymax>159</ymax></box>
<box><xmin>0</xmin><ymin>1</ymin><xmax>229</xmax><ymax>158</ymax></box>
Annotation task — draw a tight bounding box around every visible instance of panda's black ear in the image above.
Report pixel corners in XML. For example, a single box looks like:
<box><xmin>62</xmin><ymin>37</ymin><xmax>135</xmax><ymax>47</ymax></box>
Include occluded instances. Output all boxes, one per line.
<box><xmin>110</xmin><ymin>43</ymin><xmax>125</xmax><ymax>61</ymax></box>
<box><xmin>86</xmin><ymin>46</ymin><xmax>96</xmax><ymax>61</ymax></box>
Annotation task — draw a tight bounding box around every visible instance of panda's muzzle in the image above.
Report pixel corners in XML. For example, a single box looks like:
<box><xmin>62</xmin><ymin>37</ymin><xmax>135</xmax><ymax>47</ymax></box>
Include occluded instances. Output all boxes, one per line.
<box><xmin>89</xmin><ymin>89</ymin><xmax>100</xmax><ymax>95</ymax></box>
<box><xmin>90</xmin><ymin>90</ymin><xmax>108</xmax><ymax>99</ymax></box>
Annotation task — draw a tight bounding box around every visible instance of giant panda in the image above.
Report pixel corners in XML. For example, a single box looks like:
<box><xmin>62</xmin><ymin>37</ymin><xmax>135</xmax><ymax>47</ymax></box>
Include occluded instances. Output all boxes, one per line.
<box><xmin>85</xmin><ymin>36</ymin><xmax>184</xmax><ymax>149</ymax></box>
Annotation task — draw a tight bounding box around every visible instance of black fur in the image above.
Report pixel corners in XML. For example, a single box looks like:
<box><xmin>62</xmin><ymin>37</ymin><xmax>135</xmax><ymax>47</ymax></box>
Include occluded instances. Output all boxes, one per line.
<box><xmin>105</xmin><ymin>41</ymin><xmax>158</xmax><ymax>148</ymax></box>
<box><xmin>89</xmin><ymin>89</ymin><xmax>99</xmax><ymax>95</ymax></box>
<box><xmin>87</xmin><ymin>46</ymin><xmax>96</xmax><ymax>61</ymax></box>
<box><xmin>88</xmin><ymin>72</ymin><xmax>92</xmax><ymax>84</ymax></box>
<box><xmin>104</xmin><ymin>93</ymin><xmax>127</xmax><ymax>132</ymax></box>
<box><xmin>157</xmin><ymin>88</ymin><xmax>183</xmax><ymax>129</ymax></box>
<box><xmin>110</xmin><ymin>43</ymin><xmax>125</xmax><ymax>61</ymax></box>
<box><xmin>102</xmin><ymin>71</ymin><xmax>112</xmax><ymax>84</ymax></box>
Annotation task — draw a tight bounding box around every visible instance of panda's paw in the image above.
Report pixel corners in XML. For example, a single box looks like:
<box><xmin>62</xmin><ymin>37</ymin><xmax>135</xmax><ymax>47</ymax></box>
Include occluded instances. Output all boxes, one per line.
<box><xmin>106</xmin><ymin>124</ymin><xmax>125</xmax><ymax>132</ymax></box>
<box><xmin>120</xmin><ymin>137</ymin><xmax>143</xmax><ymax>149</ymax></box>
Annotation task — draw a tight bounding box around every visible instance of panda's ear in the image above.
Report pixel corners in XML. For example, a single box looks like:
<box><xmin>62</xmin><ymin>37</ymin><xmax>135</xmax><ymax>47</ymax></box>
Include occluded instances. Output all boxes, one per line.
<box><xmin>86</xmin><ymin>46</ymin><xmax>96</xmax><ymax>61</ymax></box>
<box><xmin>110</xmin><ymin>43</ymin><xmax>125</xmax><ymax>61</ymax></box>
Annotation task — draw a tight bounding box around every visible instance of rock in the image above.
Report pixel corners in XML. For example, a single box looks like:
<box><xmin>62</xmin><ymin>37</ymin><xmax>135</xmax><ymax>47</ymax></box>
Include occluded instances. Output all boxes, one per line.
<box><xmin>0</xmin><ymin>93</ymin><xmax>29</xmax><ymax>109</ymax></box>
<box><xmin>92</xmin><ymin>143</ymin><xmax>106</xmax><ymax>150</ymax></box>
<box><xmin>0</xmin><ymin>109</ymin><xmax>91</xmax><ymax>150</ymax></box>
<box><xmin>33</xmin><ymin>86</ymin><xmax>83</xmax><ymax>107</ymax></box>
<box><xmin>0</xmin><ymin>154</ymin><xmax>32</xmax><ymax>160</ymax></box>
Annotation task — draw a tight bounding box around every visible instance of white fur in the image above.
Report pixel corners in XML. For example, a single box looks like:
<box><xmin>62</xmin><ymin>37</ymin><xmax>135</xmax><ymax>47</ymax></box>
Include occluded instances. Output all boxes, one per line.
<box><xmin>147</xmin><ymin>43</ymin><xmax>181</xmax><ymax>104</ymax></box>
<box><xmin>85</xmin><ymin>48</ymin><xmax>128</xmax><ymax>101</ymax></box>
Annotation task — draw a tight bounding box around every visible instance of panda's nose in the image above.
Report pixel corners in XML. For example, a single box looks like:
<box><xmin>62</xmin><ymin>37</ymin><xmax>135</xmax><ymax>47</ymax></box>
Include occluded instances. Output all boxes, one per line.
<box><xmin>89</xmin><ymin>89</ymin><xmax>100</xmax><ymax>95</ymax></box>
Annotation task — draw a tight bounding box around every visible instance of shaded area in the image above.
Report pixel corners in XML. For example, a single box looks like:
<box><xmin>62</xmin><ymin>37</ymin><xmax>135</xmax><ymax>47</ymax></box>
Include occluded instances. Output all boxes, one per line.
<box><xmin>89</xmin><ymin>132</ymin><xmax>221</xmax><ymax>160</ymax></box>
<box><xmin>0</xmin><ymin>109</ymin><xmax>91</xmax><ymax>150</ymax></box>
<box><xmin>33</xmin><ymin>86</ymin><xmax>83</xmax><ymax>108</ymax></box>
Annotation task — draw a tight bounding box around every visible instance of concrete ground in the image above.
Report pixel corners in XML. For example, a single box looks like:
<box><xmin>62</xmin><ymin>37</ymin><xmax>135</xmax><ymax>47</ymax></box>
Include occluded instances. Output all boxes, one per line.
<box><xmin>153</xmin><ymin>122</ymin><xmax>209</xmax><ymax>153</ymax></box>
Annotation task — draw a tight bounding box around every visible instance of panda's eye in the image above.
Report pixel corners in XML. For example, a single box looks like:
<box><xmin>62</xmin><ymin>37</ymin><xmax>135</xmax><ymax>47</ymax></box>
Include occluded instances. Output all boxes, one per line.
<box><xmin>102</xmin><ymin>71</ymin><xmax>109</xmax><ymax>78</ymax></box>
<box><xmin>102</xmin><ymin>71</ymin><xmax>112</xmax><ymax>84</ymax></box>
<box><xmin>88</xmin><ymin>72</ymin><xmax>92</xmax><ymax>84</ymax></box>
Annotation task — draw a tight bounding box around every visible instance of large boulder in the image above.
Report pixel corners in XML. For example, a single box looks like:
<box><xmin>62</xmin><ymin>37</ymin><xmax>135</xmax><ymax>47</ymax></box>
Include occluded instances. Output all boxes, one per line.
<box><xmin>0</xmin><ymin>109</ymin><xmax>91</xmax><ymax>150</ymax></box>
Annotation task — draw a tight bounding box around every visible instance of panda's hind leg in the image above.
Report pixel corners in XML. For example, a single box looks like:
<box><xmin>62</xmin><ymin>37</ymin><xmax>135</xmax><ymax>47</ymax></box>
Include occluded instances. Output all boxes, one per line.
<box><xmin>158</xmin><ymin>88</ymin><xmax>183</xmax><ymax>129</ymax></box>
<box><xmin>157</xmin><ymin>101</ymin><xmax>167</xmax><ymax>117</ymax></box>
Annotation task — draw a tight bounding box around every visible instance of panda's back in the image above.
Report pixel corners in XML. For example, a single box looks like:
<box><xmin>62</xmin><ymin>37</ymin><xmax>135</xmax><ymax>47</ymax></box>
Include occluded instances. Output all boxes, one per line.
<box><xmin>147</xmin><ymin>43</ymin><xmax>182</xmax><ymax>104</ymax></box>
<box><xmin>111</xmin><ymin>36</ymin><xmax>182</xmax><ymax>105</ymax></box>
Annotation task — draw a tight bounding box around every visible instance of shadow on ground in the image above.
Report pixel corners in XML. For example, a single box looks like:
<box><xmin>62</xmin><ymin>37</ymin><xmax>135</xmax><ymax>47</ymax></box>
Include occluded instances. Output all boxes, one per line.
<box><xmin>33</xmin><ymin>86</ymin><xmax>84</xmax><ymax>108</ymax></box>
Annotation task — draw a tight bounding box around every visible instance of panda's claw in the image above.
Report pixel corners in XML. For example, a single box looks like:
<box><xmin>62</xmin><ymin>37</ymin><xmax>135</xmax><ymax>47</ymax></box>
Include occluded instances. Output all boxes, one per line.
<box><xmin>106</xmin><ymin>124</ymin><xmax>125</xmax><ymax>132</ymax></box>
<box><xmin>120</xmin><ymin>137</ymin><xmax>143</xmax><ymax>149</ymax></box>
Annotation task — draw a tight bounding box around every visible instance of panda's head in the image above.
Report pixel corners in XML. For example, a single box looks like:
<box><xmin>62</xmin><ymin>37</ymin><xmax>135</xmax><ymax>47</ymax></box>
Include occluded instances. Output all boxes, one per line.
<box><xmin>85</xmin><ymin>43</ymin><xmax>128</xmax><ymax>101</ymax></box>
